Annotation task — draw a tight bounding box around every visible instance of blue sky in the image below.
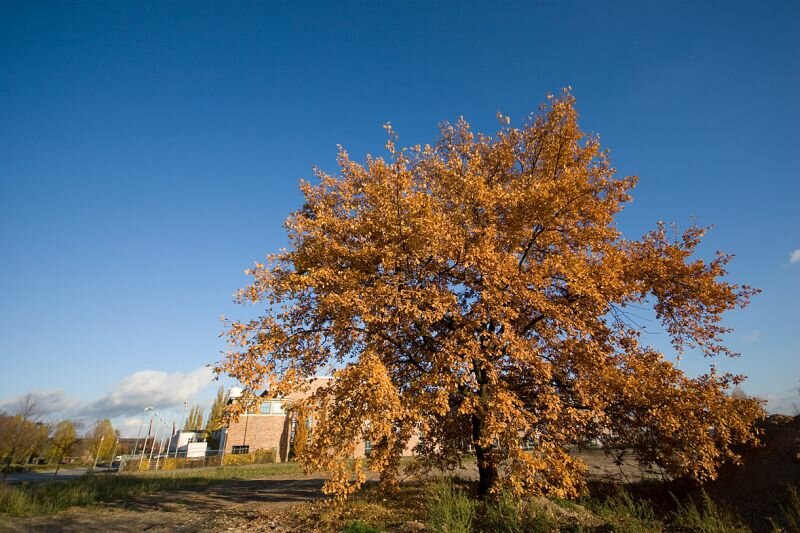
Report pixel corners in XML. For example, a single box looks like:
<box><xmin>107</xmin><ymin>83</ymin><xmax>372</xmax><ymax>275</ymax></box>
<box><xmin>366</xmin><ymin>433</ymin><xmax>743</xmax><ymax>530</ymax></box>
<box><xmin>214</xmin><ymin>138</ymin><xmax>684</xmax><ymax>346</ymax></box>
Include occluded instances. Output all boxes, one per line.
<box><xmin>1</xmin><ymin>1</ymin><xmax>798</xmax><ymax>435</ymax></box>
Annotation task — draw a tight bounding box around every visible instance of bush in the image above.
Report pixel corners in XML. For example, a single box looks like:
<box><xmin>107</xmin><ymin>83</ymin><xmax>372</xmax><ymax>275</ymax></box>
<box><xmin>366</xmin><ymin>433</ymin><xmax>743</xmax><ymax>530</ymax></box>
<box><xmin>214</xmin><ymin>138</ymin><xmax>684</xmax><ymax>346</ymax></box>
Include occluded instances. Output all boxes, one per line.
<box><xmin>672</xmin><ymin>491</ymin><xmax>747</xmax><ymax>533</ymax></box>
<box><xmin>122</xmin><ymin>458</ymin><xmax>151</xmax><ymax>472</ymax></box>
<box><xmin>426</xmin><ymin>479</ymin><xmax>475</xmax><ymax>533</ymax></box>
<box><xmin>221</xmin><ymin>448</ymin><xmax>276</xmax><ymax>466</ymax></box>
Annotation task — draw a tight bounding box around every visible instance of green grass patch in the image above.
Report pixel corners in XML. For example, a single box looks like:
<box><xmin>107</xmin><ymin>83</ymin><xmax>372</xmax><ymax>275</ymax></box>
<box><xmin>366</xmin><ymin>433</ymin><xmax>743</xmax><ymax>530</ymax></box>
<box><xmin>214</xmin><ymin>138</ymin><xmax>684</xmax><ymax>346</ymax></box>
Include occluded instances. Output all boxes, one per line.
<box><xmin>0</xmin><ymin>475</ymin><xmax>211</xmax><ymax>516</ymax></box>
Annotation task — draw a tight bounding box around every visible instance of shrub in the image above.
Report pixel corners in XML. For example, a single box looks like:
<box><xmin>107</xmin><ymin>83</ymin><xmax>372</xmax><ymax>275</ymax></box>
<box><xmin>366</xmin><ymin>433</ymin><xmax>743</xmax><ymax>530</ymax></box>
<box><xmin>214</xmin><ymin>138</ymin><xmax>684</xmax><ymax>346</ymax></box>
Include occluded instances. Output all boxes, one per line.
<box><xmin>672</xmin><ymin>491</ymin><xmax>747</xmax><ymax>533</ymax></box>
<box><xmin>254</xmin><ymin>448</ymin><xmax>276</xmax><ymax>463</ymax></box>
<box><xmin>221</xmin><ymin>448</ymin><xmax>276</xmax><ymax>466</ymax></box>
<box><xmin>122</xmin><ymin>458</ymin><xmax>151</xmax><ymax>472</ymax></box>
<box><xmin>426</xmin><ymin>479</ymin><xmax>475</xmax><ymax>533</ymax></box>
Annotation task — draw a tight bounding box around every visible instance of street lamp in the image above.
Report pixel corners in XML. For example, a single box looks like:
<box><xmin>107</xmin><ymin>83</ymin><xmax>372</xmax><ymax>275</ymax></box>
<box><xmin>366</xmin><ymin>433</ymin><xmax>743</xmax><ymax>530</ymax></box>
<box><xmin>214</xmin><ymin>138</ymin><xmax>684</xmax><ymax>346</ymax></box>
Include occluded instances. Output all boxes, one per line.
<box><xmin>146</xmin><ymin>413</ymin><xmax>161</xmax><ymax>469</ymax></box>
<box><xmin>139</xmin><ymin>408</ymin><xmax>157</xmax><ymax>470</ymax></box>
<box><xmin>133</xmin><ymin>406</ymin><xmax>154</xmax><ymax>457</ymax></box>
<box><xmin>175</xmin><ymin>400</ymin><xmax>189</xmax><ymax>459</ymax></box>
<box><xmin>155</xmin><ymin>419</ymin><xmax>169</xmax><ymax>470</ymax></box>
<box><xmin>92</xmin><ymin>435</ymin><xmax>105</xmax><ymax>472</ymax></box>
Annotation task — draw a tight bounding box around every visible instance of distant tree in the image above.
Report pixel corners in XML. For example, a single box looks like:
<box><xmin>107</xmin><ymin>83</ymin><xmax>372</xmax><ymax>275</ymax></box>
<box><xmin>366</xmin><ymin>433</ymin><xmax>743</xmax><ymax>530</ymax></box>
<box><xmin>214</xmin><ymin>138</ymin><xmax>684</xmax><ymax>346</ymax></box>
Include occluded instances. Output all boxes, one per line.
<box><xmin>49</xmin><ymin>420</ymin><xmax>79</xmax><ymax>476</ymax></box>
<box><xmin>730</xmin><ymin>386</ymin><xmax>749</xmax><ymax>400</ymax></box>
<box><xmin>205</xmin><ymin>386</ymin><xmax>227</xmax><ymax>433</ymax></box>
<box><xmin>290</xmin><ymin>404</ymin><xmax>309</xmax><ymax>461</ymax></box>
<box><xmin>183</xmin><ymin>405</ymin><xmax>205</xmax><ymax>431</ymax></box>
<box><xmin>1</xmin><ymin>394</ymin><xmax>45</xmax><ymax>478</ymax></box>
<box><xmin>220</xmin><ymin>90</ymin><xmax>764</xmax><ymax>499</ymax></box>
<box><xmin>86</xmin><ymin>419</ymin><xmax>117</xmax><ymax>464</ymax></box>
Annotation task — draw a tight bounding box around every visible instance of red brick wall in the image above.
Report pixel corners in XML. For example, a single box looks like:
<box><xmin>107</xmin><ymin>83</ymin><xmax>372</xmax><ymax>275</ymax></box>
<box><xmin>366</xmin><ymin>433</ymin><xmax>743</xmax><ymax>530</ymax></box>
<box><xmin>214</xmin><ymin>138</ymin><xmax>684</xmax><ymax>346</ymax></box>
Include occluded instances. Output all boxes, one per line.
<box><xmin>224</xmin><ymin>414</ymin><xmax>291</xmax><ymax>462</ymax></box>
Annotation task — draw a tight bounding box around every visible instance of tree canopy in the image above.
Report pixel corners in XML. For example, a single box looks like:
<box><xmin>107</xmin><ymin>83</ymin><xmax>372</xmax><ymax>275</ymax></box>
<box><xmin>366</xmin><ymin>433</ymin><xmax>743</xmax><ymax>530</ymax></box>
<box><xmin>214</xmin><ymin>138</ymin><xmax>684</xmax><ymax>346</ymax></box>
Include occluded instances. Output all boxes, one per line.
<box><xmin>204</xmin><ymin>386</ymin><xmax>227</xmax><ymax>434</ymax></box>
<box><xmin>183</xmin><ymin>405</ymin><xmax>205</xmax><ymax>431</ymax></box>
<box><xmin>86</xmin><ymin>418</ymin><xmax>117</xmax><ymax>462</ymax></box>
<box><xmin>219</xmin><ymin>90</ymin><xmax>763</xmax><ymax>499</ymax></box>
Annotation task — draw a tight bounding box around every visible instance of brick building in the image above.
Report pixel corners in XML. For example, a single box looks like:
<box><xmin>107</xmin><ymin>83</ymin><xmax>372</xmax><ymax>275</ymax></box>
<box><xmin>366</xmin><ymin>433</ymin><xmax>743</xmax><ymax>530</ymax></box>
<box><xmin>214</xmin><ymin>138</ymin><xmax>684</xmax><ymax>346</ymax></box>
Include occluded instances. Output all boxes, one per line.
<box><xmin>222</xmin><ymin>376</ymin><xmax>419</xmax><ymax>462</ymax></box>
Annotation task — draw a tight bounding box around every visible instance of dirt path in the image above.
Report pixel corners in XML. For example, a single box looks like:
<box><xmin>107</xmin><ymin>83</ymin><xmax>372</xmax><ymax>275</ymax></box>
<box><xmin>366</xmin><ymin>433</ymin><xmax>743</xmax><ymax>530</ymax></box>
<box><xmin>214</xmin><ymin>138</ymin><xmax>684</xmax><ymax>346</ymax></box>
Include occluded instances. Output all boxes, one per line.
<box><xmin>0</xmin><ymin>476</ymin><xmax>329</xmax><ymax>532</ymax></box>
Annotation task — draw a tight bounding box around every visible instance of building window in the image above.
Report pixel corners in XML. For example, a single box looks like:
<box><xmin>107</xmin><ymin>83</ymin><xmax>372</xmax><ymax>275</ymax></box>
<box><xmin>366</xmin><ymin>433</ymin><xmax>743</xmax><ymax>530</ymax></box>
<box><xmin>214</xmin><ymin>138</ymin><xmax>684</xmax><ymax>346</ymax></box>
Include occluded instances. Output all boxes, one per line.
<box><xmin>231</xmin><ymin>445</ymin><xmax>250</xmax><ymax>455</ymax></box>
<box><xmin>272</xmin><ymin>402</ymin><xmax>284</xmax><ymax>414</ymax></box>
<box><xmin>364</xmin><ymin>440</ymin><xmax>372</xmax><ymax>457</ymax></box>
<box><xmin>260</xmin><ymin>403</ymin><xmax>271</xmax><ymax>415</ymax></box>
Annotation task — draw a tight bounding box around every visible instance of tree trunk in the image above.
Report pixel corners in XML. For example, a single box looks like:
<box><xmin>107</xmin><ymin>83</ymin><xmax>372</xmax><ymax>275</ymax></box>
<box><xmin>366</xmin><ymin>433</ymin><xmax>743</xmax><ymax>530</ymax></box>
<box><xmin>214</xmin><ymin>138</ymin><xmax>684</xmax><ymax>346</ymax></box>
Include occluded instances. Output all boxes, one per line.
<box><xmin>54</xmin><ymin>452</ymin><xmax>63</xmax><ymax>477</ymax></box>
<box><xmin>472</xmin><ymin>412</ymin><xmax>498</xmax><ymax>495</ymax></box>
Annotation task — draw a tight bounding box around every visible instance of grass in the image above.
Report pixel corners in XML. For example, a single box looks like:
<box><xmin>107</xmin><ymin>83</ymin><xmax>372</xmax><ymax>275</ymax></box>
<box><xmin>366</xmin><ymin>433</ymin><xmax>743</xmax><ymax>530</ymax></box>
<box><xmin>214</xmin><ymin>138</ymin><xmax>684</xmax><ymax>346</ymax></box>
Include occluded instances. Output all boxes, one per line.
<box><xmin>479</xmin><ymin>490</ymin><xmax>558</xmax><ymax>533</ymax></box>
<box><xmin>0</xmin><ymin>461</ymin><xmax>303</xmax><ymax>516</ymax></box>
<box><xmin>779</xmin><ymin>485</ymin><xmax>800</xmax><ymax>532</ymax></box>
<box><xmin>671</xmin><ymin>490</ymin><xmax>748</xmax><ymax>533</ymax></box>
<box><xmin>0</xmin><ymin>474</ymin><xmax>210</xmax><ymax>515</ymax></box>
<box><xmin>129</xmin><ymin>460</ymin><xmax>301</xmax><ymax>480</ymax></box>
<box><xmin>584</xmin><ymin>488</ymin><xmax>662</xmax><ymax>533</ymax></box>
<box><xmin>426</xmin><ymin>478</ymin><xmax>475</xmax><ymax>533</ymax></box>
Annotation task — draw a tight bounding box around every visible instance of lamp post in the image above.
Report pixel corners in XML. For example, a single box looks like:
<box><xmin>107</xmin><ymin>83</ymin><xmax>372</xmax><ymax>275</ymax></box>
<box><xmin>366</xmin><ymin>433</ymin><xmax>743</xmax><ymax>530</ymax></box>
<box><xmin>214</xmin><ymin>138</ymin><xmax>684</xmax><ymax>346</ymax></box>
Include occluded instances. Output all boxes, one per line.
<box><xmin>133</xmin><ymin>406</ymin><xmax>154</xmax><ymax>458</ymax></box>
<box><xmin>175</xmin><ymin>400</ymin><xmax>188</xmax><ymax>458</ymax></box>
<box><xmin>155</xmin><ymin>419</ymin><xmax>168</xmax><ymax>470</ymax></box>
<box><xmin>92</xmin><ymin>435</ymin><xmax>105</xmax><ymax>472</ymax></box>
<box><xmin>139</xmin><ymin>409</ymin><xmax>157</xmax><ymax>470</ymax></box>
<box><xmin>146</xmin><ymin>414</ymin><xmax>161</xmax><ymax>469</ymax></box>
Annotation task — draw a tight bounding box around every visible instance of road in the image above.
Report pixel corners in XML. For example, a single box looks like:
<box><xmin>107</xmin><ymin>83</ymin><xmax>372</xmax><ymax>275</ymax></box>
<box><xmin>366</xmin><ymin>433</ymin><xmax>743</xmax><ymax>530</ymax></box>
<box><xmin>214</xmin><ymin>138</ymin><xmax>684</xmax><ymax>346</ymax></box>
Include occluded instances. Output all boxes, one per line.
<box><xmin>1</xmin><ymin>467</ymin><xmax>118</xmax><ymax>484</ymax></box>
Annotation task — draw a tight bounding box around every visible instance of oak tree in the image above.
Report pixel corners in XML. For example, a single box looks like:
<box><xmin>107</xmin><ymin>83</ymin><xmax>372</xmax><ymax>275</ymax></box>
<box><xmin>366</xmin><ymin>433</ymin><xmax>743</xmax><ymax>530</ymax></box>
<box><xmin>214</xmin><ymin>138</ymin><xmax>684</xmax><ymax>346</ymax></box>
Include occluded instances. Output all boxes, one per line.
<box><xmin>219</xmin><ymin>91</ymin><xmax>763</xmax><ymax>498</ymax></box>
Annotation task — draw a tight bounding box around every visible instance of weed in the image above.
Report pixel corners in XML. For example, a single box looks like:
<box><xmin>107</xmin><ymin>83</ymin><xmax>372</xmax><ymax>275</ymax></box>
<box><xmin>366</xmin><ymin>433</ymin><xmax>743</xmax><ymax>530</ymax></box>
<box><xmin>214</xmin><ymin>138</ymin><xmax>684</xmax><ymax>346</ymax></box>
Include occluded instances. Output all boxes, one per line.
<box><xmin>672</xmin><ymin>490</ymin><xmax>748</xmax><ymax>533</ymax></box>
<box><xmin>780</xmin><ymin>485</ymin><xmax>800</xmax><ymax>532</ymax></box>
<box><xmin>480</xmin><ymin>490</ymin><xmax>558</xmax><ymax>532</ymax></box>
<box><xmin>589</xmin><ymin>488</ymin><xmax>662</xmax><ymax>533</ymax></box>
<box><xmin>426</xmin><ymin>479</ymin><xmax>475</xmax><ymax>533</ymax></box>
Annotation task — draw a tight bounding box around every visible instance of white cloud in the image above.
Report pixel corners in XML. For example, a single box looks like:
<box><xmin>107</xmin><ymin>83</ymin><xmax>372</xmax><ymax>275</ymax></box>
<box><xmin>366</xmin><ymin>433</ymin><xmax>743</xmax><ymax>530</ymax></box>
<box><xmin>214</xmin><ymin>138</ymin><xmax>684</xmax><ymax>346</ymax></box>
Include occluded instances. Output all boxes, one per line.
<box><xmin>80</xmin><ymin>366</ymin><xmax>215</xmax><ymax>419</ymax></box>
<box><xmin>762</xmin><ymin>389</ymin><xmax>800</xmax><ymax>416</ymax></box>
<box><xmin>118</xmin><ymin>416</ymin><xmax>146</xmax><ymax>438</ymax></box>
<box><xmin>0</xmin><ymin>389</ymin><xmax>81</xmax><ymax>419</ymax></box>
<box><xmin>790</xmin><ymin>249</ymin><xmax>800</xmax><ymax>264</ymax></box>
<box><xmin>0</xmin><ymin>366</ymin><xmax>218</xmax><ymax>437</ymax></box>
<box><xmin>741</xmin><ymin>329</ymin><xmax>761</xmax><ymax>342</ymax></box>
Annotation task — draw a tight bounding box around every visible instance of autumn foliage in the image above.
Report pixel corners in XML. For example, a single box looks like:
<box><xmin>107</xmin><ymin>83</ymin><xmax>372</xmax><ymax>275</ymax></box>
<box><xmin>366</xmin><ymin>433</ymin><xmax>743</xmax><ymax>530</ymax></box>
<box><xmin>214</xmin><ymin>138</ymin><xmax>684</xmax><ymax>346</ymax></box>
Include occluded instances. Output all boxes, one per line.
<box><xmin>219</xmin><ymin>90</ymin><xmax>763</xmax><ymax>499</ymax></box>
